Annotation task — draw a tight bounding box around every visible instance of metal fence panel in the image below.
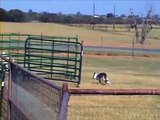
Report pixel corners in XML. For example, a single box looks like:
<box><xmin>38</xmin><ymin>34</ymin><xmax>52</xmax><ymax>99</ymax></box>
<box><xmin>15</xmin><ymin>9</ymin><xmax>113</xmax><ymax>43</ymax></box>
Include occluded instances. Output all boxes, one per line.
<box><xmin>0</xmin><ymin>61</ymin><xmax>9</xmax><ymax>120</ymax></box>
<box><xmin>24</xmin><ymin>37</ymin><xmax>83</xmax><ymax>85</ymax></box>
<box><xmin>10</xmin><ymin>63</ymin><xmax>62</xmax><ymax>120</ymax></box>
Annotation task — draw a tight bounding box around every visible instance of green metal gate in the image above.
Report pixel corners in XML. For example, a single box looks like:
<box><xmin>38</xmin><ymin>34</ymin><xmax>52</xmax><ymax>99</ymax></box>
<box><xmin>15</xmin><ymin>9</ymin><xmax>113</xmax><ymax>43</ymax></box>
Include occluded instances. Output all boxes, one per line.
<box><xmin>0</xmin><ymin>33</ymin><xmax>83</xmax><ymax>85</ymax></box>
<box><xmin>24</xmin><ymin>37</ymin><xmax>83</xmax><ymax>85</ymax></box>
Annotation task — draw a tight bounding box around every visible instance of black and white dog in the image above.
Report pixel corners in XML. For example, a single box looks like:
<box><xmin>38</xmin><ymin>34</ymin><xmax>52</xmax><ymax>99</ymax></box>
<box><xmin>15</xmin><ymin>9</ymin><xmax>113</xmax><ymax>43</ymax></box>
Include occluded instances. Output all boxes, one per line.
<box><xmin>93</xmin><ymin>72</ymin><xmax>111</xmax><ymax>85</ymax></box>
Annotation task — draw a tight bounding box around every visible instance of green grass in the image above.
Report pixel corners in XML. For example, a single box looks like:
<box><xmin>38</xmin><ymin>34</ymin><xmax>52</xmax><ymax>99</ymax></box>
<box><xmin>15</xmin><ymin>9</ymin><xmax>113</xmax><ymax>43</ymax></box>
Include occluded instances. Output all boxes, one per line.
<box><xmin>67</xmin><ymin>56</ymin><xmax>160</xmax><ymax>89</ymax></box>
<box><xmin>68</xmin><ymin>104</ymin><xmax>159</xmax><ymax>120</ymax></box>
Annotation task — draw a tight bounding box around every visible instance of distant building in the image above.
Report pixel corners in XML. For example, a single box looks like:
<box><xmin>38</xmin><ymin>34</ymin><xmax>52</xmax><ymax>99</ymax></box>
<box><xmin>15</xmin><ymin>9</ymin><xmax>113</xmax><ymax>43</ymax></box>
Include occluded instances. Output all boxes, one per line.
<box><xmin>31</xmin><ymin>20</ymin><xmax>39</xmax><ymax>23</ymax></box>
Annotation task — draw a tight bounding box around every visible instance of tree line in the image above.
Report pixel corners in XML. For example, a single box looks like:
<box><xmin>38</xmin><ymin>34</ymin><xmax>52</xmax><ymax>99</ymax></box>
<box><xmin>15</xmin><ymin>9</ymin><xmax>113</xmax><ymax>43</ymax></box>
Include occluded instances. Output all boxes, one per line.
<box><xmin>0</xmin><ymin>8</ymin><xmax>160</xmax><ymax>24</ymax></box>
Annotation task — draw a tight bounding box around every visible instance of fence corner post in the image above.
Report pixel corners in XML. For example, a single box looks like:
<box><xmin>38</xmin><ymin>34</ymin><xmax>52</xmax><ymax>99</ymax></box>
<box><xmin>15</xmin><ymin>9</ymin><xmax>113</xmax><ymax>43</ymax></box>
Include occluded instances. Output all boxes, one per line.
<box><xmin>62</xmin><ymin>83</ymin><xmax>68</xmax><ymax>92</ymax></box>
<box><xmin>59</xmin><ymin>83</ymin><xmax>69</xmax><ymax>120</ymax></box>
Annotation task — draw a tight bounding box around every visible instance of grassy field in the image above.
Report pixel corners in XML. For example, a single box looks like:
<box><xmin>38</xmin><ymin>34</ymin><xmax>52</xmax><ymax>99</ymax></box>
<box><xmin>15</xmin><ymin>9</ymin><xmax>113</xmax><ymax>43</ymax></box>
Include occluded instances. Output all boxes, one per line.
<box><xmin>69</xmin><ymin>55</ymin><xmax>160</xmax><ymax>89</ymax></box>
<box><xmin>0</xmin><ymin>22</ymin><xmax>160</xmax><ymax>119</ymax></box>
<box><xmin>67</xmin><ymin>56</ymin><xmax>160</xmax><ymax>119</ymax></box>
<box><xmin>0</xmin><ymin>22</ymin><xmax>160</xmax><ymax>49</ymax></box>
<box><xmin>1</xmin><ymin>22</ymin><xmax>159</xmax><ymax>89</ymax></box>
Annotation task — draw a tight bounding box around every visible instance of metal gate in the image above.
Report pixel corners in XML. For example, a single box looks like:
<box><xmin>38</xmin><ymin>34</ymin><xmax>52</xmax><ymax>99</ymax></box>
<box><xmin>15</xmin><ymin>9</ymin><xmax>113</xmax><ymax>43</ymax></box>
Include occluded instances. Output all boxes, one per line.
<box><xmin>0</xmin><ymin>33</ymin><xmax>83</xmax><ymax>85</ymax></box>
<box><xmin>24</xmin><ymin>37</ymin><xmax>83</xmax><ymax>86</ymax></box>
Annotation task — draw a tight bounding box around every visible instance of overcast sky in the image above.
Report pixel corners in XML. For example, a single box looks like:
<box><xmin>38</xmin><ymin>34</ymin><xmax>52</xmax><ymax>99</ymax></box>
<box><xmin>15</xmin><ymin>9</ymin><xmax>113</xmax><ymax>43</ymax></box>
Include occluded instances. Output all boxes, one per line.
<box><xmin>1</xmin><ymin>0</ymin><xmax>160</xmax><ymax>16</ymax></box>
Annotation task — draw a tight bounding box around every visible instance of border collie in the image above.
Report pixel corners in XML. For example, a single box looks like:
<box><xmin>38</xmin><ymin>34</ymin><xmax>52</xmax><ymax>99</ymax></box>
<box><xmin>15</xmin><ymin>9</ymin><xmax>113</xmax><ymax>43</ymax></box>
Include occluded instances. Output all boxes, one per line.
<box><xmin>93</xmin><ymin>72</ymin><xmax>111</xmax><ymax>85</ymax></box>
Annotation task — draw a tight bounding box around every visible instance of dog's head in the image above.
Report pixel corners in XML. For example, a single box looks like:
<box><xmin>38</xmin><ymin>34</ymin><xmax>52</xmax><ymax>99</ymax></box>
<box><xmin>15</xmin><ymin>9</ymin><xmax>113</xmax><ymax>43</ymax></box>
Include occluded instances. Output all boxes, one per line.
<box><xmin>106</xmin><ymin>77</ymin><xmax>111</xmax><ymax>84</ymax></box>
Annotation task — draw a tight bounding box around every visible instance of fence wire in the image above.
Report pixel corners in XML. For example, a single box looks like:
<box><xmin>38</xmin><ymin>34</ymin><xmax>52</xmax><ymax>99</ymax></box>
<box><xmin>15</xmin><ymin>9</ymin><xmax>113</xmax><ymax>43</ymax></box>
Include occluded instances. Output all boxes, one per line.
<box><xmin>10</xmin><ymin>103</ymin><xmax>29</xmax><ymax>120</ymax></box>
<box><xmin>0</xmin><ymin>88</ymin><xmax>8</xmax><ymax>120</ymax></box>
<box><xmin>68</xmin><ymin>106</ymin><xmax>160</xmax><ymax>120</ymax></box>
<box><xmin>68</xmin><ymin>95</ymin><xmax>160</xmax><ymax>120</ymax></box>
<box><xmin>0</xmin><ymin>62</ymin><xmax>9</xmax><ymax>120</ymax></box>
<box><xmin>10</xmin><ymin>63</ymin><xmax>62</xmax><ymax>120</ymax></box>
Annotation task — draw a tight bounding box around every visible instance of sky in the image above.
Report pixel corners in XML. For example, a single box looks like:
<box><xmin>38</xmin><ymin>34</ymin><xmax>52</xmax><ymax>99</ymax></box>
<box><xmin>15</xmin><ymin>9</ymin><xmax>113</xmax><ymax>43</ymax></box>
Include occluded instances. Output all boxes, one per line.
<box><xmin>1</xmin><ymin>0</ymin><xmax>160</xmax><ymax>16</ymax></box>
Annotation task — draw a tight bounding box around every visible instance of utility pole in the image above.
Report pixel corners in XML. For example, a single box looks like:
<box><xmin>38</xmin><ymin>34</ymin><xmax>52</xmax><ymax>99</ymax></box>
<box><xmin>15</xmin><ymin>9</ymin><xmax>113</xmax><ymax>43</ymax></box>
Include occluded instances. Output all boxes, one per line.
<box><xmin>92</xmin><ymin>3</ymin><xmax>96</xmax><ymax>29</ymax></box>
<box><xmin>113</xmin><ymin>4</ymin><xmax>116</xmax><ymax>30</ymax></box>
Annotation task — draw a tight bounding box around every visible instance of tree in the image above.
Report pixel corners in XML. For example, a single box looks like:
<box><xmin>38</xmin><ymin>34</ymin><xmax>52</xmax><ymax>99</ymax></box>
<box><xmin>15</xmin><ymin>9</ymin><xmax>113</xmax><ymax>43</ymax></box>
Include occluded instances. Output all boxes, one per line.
<box><xmin>0</xmin><ymin>8</ymin><xmax>9</xmax><ymax>21</ymax></box>
<box><xmin>130</xmin><ymin>8</ymin><xmax>154</xmax><ymax>44</ymax></box>
<box><xmin>40</xmin><ymin>12</ymin><xmax>49</xmax><ymax>22</ymax></box>
<box><xmin>48</xmin><ymin>13</ymin><xmax>58</xmax><ymax>22</ymax></box>
<box><xmin>120</xmin><ymin>14</ymin><xmax>126</xmax><ymax>18</ymax></box>
<box><xmin>28</xmin><ymin>9</ymin><xmax>33</xmax><ymax>14</ymax></box>
<box><xmin>27</xmin><ymin>9</ymin><xmax>40</xmax><ymax>21</ymax></box>
<box><xmin>76</xmin><ymin>11</ymin><xmax>81</xmax><ymax>16</ymax></box>
<box><xmin>106</xmin><ymin>13</ymin><xmax>114</xmax><ymax>18</ymax></box>
<box><xmin>152</xmin><ymin>14</ymin><xmax>160</xmax><ymax>23</ymax></box>
<box><xmin>63</xmin><ymin>16</ymin><xmax>73</xmax><ymax>23</ymax></box>
<box><xmin>8</xmin><ymin>9</ymin><xmax>24</xmax><ymax>22</ymax></box>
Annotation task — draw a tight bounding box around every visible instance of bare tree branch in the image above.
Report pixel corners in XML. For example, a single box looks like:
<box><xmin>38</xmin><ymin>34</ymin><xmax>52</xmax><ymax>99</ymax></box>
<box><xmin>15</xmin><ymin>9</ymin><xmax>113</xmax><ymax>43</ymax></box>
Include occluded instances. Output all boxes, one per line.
<box><xmin>130</xmin><ymin>8</ymin><xmax>139</xmax><ymax>43</ymax></box>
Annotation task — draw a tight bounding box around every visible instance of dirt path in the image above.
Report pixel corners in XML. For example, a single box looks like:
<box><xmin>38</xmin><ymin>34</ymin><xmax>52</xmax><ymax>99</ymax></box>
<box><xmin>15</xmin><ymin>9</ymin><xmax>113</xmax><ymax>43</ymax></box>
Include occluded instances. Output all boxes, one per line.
<box><xmin>84</xmin><ymin>52</ymin><xmax>160</xmax><ymax>59</ymax></box>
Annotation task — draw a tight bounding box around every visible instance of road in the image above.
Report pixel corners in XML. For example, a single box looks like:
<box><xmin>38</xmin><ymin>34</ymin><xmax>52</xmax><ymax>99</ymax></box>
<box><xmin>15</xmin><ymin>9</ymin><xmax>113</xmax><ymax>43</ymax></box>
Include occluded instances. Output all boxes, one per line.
<box><xmin>84</xmin><ymin>46</ymin><xmax>160</xmax><ymax>54</ymax></box>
